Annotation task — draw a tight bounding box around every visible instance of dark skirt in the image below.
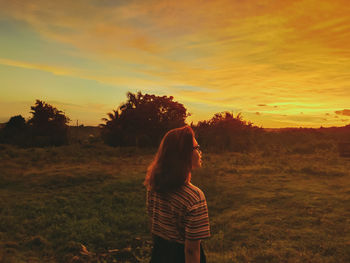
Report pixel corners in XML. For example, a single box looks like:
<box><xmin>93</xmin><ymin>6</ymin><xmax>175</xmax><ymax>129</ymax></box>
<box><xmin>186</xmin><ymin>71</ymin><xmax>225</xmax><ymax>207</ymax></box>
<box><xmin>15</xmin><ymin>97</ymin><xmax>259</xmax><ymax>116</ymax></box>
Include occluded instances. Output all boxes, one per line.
<box><xmin>150</xmin><ymin>235</ymin><xmax>206</xmax><ymax>263</ymax></box>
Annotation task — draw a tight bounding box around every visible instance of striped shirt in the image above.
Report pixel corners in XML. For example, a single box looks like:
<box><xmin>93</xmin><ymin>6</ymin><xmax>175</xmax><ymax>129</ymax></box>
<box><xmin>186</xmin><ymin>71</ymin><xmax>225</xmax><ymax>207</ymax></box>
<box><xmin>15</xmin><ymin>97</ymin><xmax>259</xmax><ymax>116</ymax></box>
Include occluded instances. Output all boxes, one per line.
<box><xmin>146</xmin><ymin>183</ymin><xmax>210</xmax><ymax>244</ymax></box>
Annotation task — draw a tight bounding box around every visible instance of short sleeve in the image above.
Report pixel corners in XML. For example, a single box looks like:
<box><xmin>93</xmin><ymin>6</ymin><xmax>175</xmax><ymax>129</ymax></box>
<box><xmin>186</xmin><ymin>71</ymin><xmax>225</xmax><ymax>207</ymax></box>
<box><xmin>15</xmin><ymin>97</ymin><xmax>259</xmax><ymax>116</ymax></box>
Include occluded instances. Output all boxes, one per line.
<box><xmin>184</xmin><ymin>195</ymin><xmax>210</xmax><ymax>240</ymax></box>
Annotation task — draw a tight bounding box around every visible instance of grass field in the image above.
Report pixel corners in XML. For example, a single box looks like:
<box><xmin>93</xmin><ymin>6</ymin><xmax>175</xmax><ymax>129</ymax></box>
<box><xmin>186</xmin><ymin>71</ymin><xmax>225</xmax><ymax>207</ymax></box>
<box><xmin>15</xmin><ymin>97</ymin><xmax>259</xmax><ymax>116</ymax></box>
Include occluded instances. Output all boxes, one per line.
<box><xmin>1</xmin><ymin>142</ymin><xmax>350</xmax><ymax>262</ymax></box>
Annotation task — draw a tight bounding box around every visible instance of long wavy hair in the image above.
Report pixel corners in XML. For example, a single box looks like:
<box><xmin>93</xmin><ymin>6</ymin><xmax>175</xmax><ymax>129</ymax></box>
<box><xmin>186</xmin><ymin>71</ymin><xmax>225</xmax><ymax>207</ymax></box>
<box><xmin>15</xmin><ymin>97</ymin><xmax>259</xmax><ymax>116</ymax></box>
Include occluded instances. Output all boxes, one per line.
<box><xmin>144</xmin><ymin>126</ymin><xmax>195</xmax><ymax>192</ymax></box>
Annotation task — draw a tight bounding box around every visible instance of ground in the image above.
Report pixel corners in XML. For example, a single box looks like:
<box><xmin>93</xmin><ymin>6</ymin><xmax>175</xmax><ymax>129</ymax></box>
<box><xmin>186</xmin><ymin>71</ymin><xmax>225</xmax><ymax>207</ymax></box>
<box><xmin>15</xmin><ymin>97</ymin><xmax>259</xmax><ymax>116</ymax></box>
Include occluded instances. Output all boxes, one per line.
<box><xmin>0</xmin><ymin>143</ymin><xmax>349</xmax><ymax>262</ymax></box>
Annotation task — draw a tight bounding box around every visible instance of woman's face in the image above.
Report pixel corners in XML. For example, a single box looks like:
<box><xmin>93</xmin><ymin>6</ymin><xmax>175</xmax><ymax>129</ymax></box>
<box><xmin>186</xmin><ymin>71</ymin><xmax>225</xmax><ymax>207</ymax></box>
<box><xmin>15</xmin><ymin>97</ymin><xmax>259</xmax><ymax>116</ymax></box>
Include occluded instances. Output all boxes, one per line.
<box><xmin>192</xmin><ymin>137</ymin><xmax>202</xmax><ymax>169</ymax></box>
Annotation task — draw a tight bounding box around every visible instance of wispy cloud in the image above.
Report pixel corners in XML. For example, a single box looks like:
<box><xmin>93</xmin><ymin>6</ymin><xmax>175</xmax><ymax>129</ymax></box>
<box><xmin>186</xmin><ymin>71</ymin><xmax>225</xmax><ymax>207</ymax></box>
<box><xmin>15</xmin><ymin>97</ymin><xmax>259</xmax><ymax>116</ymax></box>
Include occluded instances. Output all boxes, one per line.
<box><xmin>0</xmin><ymin>58</ymin><xmax>78</xmax><ymax>76</ymax></box>
<box><xmin>0</xmin><ymin>0</ymin><xmax>349</xmax><ymax>127</ymax></box>
<box><xmin>0</xmin><ymin>57</ymin><xmax>162</xmax><ymax>90</ymax></box>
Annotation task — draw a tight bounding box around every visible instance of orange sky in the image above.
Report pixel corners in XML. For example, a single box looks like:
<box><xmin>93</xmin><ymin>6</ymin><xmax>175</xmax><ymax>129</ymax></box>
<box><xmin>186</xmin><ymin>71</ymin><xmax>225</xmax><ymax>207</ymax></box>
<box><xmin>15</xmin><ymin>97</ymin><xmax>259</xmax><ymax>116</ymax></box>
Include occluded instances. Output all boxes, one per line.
<box><xmin>0</xmin><ymin>0</ymin><xmax>349</xmax><ymax>127</ymax></box>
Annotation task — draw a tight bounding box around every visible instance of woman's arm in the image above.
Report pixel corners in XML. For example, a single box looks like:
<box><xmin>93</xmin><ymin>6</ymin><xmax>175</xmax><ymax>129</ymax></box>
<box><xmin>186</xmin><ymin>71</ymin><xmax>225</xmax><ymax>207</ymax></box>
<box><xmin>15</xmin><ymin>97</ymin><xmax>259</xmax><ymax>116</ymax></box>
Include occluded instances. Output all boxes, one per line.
<box><xmin>185</xmin><ymin>239</ymin><xmax>201</xmax><ymax>263</ymax></box>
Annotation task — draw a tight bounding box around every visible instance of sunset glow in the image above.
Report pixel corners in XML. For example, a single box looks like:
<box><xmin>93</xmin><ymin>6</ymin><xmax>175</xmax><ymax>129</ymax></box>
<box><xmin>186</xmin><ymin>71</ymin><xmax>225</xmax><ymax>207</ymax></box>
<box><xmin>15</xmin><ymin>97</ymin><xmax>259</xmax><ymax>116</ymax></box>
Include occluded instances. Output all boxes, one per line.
<box><xmin>1</xmin><ymin>0</ymin><xmax>349</xmax><ymax>127</ymax></box>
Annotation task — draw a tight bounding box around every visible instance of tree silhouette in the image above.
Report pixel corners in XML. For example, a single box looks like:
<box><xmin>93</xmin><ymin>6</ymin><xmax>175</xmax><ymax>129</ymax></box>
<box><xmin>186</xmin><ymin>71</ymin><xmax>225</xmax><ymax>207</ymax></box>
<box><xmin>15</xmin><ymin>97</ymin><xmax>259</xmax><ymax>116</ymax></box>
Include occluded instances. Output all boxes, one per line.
<box><xmin>100</xmin><ymin>92</ymin><xmax>189</xmax><ymax>147</ymax></box>
<box><xmin>5</xmin><ymin>115</ymin><xmax>26</xmax><ymax>131</ymax></box>
<box><xmin>194</xmin><ymin>112</ymin><xmax>262</xmax><ymax>152</ymax></box>
<box><xmin>28</xmin><ymin>100</ymin><xmax>70</xmax><ymax>146</ymax></box>
<box><xmin>0</xmin><ymin>115</ymin><xmax>27</xmax><ymax>145</ymax></box>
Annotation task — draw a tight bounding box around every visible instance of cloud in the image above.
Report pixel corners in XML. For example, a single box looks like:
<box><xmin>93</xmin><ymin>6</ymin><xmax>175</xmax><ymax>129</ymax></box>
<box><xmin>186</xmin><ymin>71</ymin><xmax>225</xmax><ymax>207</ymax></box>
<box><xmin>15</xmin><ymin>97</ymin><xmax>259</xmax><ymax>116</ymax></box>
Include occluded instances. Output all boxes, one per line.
<box><xmin>0</xmin><ymin>58</ymin><xmax>77</xmax><ymax>76</ymax></box>
<box><xmin>0</xmin><ymin>0</ymin><xmax>349</xmax><ymax>127</ymax></box>
<box><xmin>0</xmin><ymin>57</ymin><xmax>161</xmax><ymax>90</ymax></box>
<box><xmin>335</xmin><ymin>109</ymin><xmax>350</xmax><ymax>116</ymax></box>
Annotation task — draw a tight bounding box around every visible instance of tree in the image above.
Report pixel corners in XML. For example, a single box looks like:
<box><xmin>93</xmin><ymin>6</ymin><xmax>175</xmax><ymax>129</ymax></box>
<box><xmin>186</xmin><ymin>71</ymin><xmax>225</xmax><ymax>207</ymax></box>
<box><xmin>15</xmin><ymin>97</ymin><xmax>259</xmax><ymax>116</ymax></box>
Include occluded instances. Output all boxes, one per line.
<box><xmin>0</xmin><ymin>115</ymin><xmax>27</xmax><ymax>145</ymax></box>
<box><xmin>193</xmin><ymin>112</ymin><xmax>262</xmax><ymax>152</ymax></box>
<box><xmin>100</xmin><ymin>92</ymin><xmax>189</xmax><ymax>147</ymax></box>
<box><xmin>28</xmin><ymin>100</ymin><xmax>70</xmax><ymax>146</ymax></box>
<box><xmin>5</xmin><ymin>115</ymin><xmax>26</xmax><ymax>131</ymax></box>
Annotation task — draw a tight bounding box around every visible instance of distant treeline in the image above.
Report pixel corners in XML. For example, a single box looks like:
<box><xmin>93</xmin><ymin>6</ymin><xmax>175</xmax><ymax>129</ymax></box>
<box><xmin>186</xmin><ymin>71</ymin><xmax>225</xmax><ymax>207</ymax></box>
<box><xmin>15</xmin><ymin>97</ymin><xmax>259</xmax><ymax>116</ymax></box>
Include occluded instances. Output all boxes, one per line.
<box><xmin>1</xmin><ymin>92</ymin><xmax>350</xmax><ymax>152</ymax></box>
<box><xmin>0</xmin><ymin>100</ymin><xmax>69</xmax><ymax>147</ymax></box>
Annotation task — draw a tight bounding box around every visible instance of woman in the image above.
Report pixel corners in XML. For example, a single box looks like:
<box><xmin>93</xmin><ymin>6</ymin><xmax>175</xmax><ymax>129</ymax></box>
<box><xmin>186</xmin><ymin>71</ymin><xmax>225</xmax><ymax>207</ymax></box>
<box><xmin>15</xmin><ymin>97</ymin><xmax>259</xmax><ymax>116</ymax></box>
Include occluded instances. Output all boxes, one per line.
<box><xmin>144</xmin><ymin>126</ymin><xmax>210</xmax><ymax>263</ymax></box>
